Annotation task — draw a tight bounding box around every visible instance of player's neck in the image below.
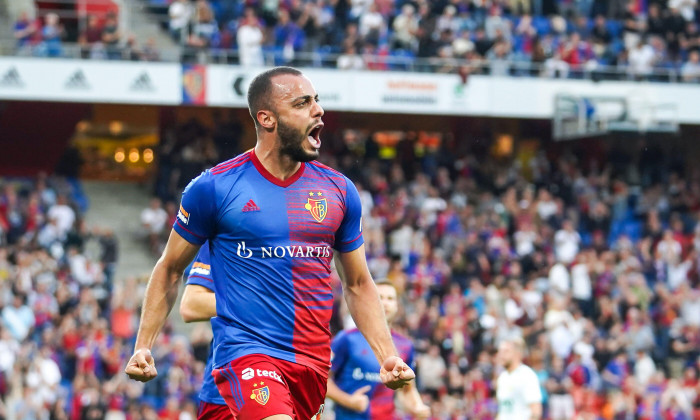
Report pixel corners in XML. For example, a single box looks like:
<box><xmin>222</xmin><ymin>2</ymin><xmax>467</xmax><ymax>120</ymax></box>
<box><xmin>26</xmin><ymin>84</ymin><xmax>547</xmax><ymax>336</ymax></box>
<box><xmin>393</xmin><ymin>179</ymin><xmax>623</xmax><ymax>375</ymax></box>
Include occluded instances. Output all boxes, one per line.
<box><xmin>254</xmin><ymin>145</ymin><xmax>302</xmax><ymax>181</ymax></box>
<box><xmin>507</xmin><ymin>360</ymin><xmax>522</xmax><ymax>373</ymax></box>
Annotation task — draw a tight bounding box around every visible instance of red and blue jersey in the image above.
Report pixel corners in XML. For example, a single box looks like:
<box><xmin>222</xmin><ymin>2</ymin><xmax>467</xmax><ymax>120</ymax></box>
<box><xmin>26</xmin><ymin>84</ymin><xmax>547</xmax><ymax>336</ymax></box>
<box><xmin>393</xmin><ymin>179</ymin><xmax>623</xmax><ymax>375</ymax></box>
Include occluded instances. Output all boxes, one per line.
<box><xmin>330</xmin><ymin>329</ymin><xmax>415</xmax><ymax>420</ymax></box>
<box><xmin>183</xmin><ymin>242</ymin><xmax>225</xmax><ymax>406</ymax></box>
<box><xmin>174</xmin><ymin>150</ymin><xmax>364</xmax><ymax>376</ymax></box>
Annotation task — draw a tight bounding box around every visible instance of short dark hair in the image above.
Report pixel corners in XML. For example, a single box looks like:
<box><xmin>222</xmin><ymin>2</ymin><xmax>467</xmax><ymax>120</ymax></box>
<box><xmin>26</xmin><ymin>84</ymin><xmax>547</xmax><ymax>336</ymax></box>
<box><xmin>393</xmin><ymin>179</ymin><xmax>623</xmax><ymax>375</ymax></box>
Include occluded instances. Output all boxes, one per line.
<box><xmin>247</xmin><ymin>66</ymin><xmax>303</xmax><ymax>126</ymax></box>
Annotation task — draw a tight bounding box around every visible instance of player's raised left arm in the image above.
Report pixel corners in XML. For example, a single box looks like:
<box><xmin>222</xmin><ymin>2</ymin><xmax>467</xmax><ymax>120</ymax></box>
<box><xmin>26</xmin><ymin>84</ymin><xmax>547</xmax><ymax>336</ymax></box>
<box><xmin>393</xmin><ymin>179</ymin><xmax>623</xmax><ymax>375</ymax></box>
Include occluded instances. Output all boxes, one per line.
<box><xmin>336</xmin><ymin>246</ymin><xmax>415</xmax><ymax>390</ymax></box>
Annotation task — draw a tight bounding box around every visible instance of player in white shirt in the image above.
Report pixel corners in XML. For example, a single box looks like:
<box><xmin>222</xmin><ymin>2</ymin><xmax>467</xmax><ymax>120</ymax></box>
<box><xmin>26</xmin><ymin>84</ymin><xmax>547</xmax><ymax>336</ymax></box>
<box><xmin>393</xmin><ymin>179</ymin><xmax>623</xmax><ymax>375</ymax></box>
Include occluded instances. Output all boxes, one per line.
<box><xmin>496</xmin><ymin>337</ymin><xmax>543</xmax><ymax>420</ymax></box>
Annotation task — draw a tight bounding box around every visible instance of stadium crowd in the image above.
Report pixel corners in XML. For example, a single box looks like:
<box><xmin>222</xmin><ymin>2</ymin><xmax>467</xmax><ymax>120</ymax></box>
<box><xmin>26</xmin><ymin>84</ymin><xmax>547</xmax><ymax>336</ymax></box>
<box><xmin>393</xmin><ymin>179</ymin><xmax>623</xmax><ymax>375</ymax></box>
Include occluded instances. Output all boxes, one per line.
<box><xmin>11</xmin><ymin>0</ymin><xmax>700</xmax><ymax>80</ymax></box>
<box><xmin>261</xmin><ymin>130</ymin><xmax>694</xmax><ymax>419</ymax></box>
<box><xmin>0</xmin><ymin>174</ymin><xmax>206</xmax><ymax>420</ymax></box>
<box><xmin>133</xmin><ymin>113</ymin><xmax>700</xmax><ymax>419</ymax></box>
<box><xmin>3</xmin><ymin>114</ymin><xmax>700</xmax><ymax>419</ymax></box>
<box><xmin>318</xmin><ymin>129</ymin><xmax>700</xmax><ymax>419</ymax></box>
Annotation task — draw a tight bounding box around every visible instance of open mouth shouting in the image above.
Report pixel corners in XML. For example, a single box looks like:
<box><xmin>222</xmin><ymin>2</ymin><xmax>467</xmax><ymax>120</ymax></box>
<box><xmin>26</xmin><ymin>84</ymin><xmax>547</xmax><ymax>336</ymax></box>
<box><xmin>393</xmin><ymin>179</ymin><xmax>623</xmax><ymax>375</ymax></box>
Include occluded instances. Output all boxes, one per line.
<box><xmin>308</xmin><ymin>122</ymin><xmax>324</xmax><ymax>149</ymax></box>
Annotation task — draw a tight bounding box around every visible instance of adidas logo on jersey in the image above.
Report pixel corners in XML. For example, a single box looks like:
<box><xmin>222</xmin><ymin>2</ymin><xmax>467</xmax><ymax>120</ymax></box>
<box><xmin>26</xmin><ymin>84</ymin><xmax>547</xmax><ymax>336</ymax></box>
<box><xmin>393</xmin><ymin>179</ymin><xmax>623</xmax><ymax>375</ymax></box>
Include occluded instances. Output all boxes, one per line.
<box><xmin>130</xmin><ymin>72</ymin><xmax>154</xmax><ymax>91</ymax></box>
<box><xmin>242</xmin><ymin>199</ymin><xmax>260</xmax><ymax>212</ymax></box>
<box><xmin>65</xmin><ymin>70</ymin><xmax>90</xmax><ymax>89</ymax></box>
<box><xmin>0</xmin><ymin>67</ymin><xmax>24</xmax><ymax>87</ymax></box>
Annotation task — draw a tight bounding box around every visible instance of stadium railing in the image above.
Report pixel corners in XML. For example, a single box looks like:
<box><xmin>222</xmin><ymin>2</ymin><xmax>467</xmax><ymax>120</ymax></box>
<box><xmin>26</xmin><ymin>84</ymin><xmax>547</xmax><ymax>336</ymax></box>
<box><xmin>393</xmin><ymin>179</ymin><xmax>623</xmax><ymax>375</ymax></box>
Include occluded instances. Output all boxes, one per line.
<box><xmin>0</xmin><ymin>41</ymin><xmax>687</xmax><ymax>83</ymax></box>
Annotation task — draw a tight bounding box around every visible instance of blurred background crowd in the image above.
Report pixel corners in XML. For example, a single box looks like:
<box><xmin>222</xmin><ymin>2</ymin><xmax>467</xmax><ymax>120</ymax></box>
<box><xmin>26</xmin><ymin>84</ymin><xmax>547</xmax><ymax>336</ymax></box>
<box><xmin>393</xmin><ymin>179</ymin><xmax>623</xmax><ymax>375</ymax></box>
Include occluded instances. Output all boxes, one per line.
<box><xmin>5</xmin><ymin>110</ymin><xmax>700</xmax><ymax>419</ymax></box>
<box><xmin>10</xmin><ymin>0</ymin><xmax>700</xmax><ymax>81</ymax></box>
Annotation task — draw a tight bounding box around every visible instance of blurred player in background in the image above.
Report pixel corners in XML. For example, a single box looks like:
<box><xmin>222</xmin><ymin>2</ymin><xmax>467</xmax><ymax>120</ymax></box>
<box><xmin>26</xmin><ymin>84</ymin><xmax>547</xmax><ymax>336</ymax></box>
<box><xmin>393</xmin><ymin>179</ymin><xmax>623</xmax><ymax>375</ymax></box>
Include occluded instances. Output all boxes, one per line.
<box><xmin>179</xmin><ymin>242</ymin><xmax>230</xmax><ymax>419</ymax></box>
<box><xmin>125</xmin><ymin>66</ymin><xmax>414</xmax><ymax>420</ymax></box>
<box><xmin>327</xmin><ymin>280</ymin><xmax>430</xmax><ymax>420</ymax></box>
<box><xmin>496</xmin><ymin>337</ymin><xmax>543</xmax><ymax>420</ymax></box>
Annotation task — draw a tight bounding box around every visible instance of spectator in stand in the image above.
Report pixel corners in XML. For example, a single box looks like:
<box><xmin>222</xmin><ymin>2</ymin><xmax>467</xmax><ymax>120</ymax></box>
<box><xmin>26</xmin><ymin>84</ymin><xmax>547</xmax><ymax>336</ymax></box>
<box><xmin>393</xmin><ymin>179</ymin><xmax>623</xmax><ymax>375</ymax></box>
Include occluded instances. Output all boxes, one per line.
<box><xmin>273</xmin><ymin>8</ymin><xmax>305</xmax><ymax>64</ymax></box>
<box><xmin>485</xmin><ymin>5</ymin><xmax>511</xmax><ymax>42</ymax></box>
<box><xmin>168</xmin><ymin>0</ymin><xmax>192</xmax><ymax>43</ymax></box>
<box><xmin>122</xmin><ymin>34</ymin><xmax>143</xmax><ymax>61</ymax></box>
<box><xmin>670</xmin><ymin>0</ymin><xmax>697</xmax><ymax>22</ymax></box>
<box><xmin>13</xmin><ymin>11</ymin><xmax>36</xmax><ymax>55</ymax></box>
<box><xmin>236</xmin><ymin>7</ymin><xmax>264</xmax><ymax>67</ymax></box>
<box><xmin>296</xmin><ymin>0</ymin><xmax>323</xmax><ymax>53</ymax></box>
<box><xmin>359</xmin><ymin>2</ymin><xmax>386</xmax><ymax>47</ymax></box>
<box><xmin>392</xmin><ymin>4</ymin><xmax>419</xmax><ymax>52</ymax></box>
<box><xmin>628</xmin><ymin>38</ymin><xmax>657</xmax><ymax>80</ymax></box>
<box><xmin>487</xmin><ymin>40</ymin><xmax>512</xmax><ymax>76</ymax></box>
<box><xmin>666</xmin><ymin>7</ymin><xmax>688</xmax><ymax>59</ymax></box>
<box><xmin>682</xmin><ymin>21</ymin><xmax>700</xmax><ymax>52</ymax></box>
<box><xmin>682</xmin><ymin>49</ymin><xmax>700</xmax><ymax>81</ymax></box>
<box><xmin>47</xmin><ymin>195</ymin><xmax>75</xmax><ymax>241</ymax></box>
<box><xmin>140</xmin><ymin>197</ymin><xmax>168</xmax><ymax>255</ymax></box>
<box><xmin>39</xmin><ymin>13</ymin><xmax>64</xmax><ymax>58</ymax></box>
<box><xmin>141</xmin><ymin>37</ymin><xmax>161</xmax><ymax>61</ymax></box>
<box><xmin>436</xmin><ymin>5</ymin><xmax>461</xmax><ymax>39</ymax></box>
<box><xmin>510</xmin><ymin>0</ymin><xmax>530</xmax><ymax>15</ymax></box>
<box><xmin>79</xmin><ymin>14</ymin><xmax>105</xmax><ymax>59</ymax></box>
<box><xmin>185</xmin><ymin>0</ymin><xmax>219</xmax><ymax>62</ymax></box>
<box><xmin>101</xmin><ymin>12</ymin><xmax>122</xmax><ymax>60</ymax></box>
<box><xmin>1</xmin><ymin>294</ymin><xmax>34</xmax><ymax>342</ymax></box>
<box><xmin>647</xmin><ymin>4</ymin><xmax>666</xmax><ymax>38</ymax></box>
<box><xmin>337</xmin><ymin>44</ymin><xmax>365</xmax><ymax>70</ymax></box>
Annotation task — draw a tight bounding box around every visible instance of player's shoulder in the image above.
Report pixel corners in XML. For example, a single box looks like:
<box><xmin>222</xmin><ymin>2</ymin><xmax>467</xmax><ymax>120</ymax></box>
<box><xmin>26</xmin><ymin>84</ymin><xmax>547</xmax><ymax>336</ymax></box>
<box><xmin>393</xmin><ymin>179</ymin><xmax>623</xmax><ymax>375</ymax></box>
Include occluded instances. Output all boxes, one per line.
<box><xmin>306</xmin><ymin>160</ymin><xmax>351</xmax><ymax>184</ymax></box>
<box><xmin>185</xmin><ymin>152</ymin><xmax>253</xmax><ymax>192</ymax></box>
<box><xmin>209</xmin><ymin>151</ymin><xmax>253</xmax><ymax>176</ymax></box>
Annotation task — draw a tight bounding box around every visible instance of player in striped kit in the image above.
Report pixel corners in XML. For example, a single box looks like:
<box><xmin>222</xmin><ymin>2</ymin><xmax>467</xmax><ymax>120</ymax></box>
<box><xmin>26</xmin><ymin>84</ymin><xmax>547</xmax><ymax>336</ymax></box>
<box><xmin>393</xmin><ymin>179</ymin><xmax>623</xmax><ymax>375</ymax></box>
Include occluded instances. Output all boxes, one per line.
<box><xmin>327</xmin><ymin>280</ymin><xmax>430</xmax><ymax>420</ymax></box>
<box><xmin>125</xmin><ymin>67</ymin><xmax>415</xmax><ymax>420</ymax></box>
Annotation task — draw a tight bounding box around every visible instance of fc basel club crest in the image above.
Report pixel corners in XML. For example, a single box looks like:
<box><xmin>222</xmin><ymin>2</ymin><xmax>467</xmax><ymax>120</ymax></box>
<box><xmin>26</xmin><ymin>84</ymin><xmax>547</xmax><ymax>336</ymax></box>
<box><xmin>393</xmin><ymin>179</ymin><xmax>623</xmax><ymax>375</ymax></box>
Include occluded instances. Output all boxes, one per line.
<box><xmin>250</xmin><ymin>385</ymin><xmax>270</xmax><ymax>405</ymax></box>
<box><xmin>305</xmin><ymin>192</ymin><xmax>327</xmax><ymax>223</ymax></box>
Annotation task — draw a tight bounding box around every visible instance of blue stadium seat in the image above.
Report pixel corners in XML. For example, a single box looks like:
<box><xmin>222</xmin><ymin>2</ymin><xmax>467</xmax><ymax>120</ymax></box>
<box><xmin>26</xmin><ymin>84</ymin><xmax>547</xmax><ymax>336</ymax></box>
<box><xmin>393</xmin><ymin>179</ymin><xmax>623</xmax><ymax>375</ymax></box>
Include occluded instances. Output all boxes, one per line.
<box><xmin>607</xmin><ymin>20</ymin><xmax>623</xmax><ymax>37</ymax></box>
<box><xmin>533</xmin><ymin>17</ymin><xmax>551</xmax><ymax>35</ymax></box>
<box><xmin>389</xmin><ymin>49</ymin><xmax>415</xmax><ymax>70</ymax></box>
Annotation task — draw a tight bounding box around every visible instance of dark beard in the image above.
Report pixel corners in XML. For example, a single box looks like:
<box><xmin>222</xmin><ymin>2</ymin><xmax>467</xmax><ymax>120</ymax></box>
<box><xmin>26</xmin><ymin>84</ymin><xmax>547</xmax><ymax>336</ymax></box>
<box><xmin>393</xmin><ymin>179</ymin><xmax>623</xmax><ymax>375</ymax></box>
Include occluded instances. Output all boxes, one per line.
<box><xmin>277</xmin><ymin>117</ymin><xmax>318</xmax><ymax>163</ymax></box>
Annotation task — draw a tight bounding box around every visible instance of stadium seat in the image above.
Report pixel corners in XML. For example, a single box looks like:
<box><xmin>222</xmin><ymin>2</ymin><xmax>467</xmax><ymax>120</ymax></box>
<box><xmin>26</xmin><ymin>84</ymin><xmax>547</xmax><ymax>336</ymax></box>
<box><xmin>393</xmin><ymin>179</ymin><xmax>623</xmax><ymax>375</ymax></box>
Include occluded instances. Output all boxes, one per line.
<box><xmin>389</xmin><ymin>49</ymin><xmax>415</xmax><ymax>71</ymax></box>
<box><xmin>606</xmin><ymin>20</ymin><xmax>623</xmax><ymax>38</ymax></box>
<box><xmin>532</xmin><ymin>16</ymin><xmax>551</xmax><ymax>35</ymax></box>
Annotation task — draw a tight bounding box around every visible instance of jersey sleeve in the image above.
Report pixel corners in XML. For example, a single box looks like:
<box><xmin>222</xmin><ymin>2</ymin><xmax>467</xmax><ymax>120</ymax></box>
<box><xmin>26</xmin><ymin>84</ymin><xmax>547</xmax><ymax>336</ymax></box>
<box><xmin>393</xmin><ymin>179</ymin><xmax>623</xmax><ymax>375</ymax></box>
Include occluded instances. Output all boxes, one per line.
<box><xmin>185</xmin><ymin>242</ymin><xmax>214</xmax><ymax>291</ymax></box>
<box><xmin>173</xmin><ymin>171</ymin><xmax>217</xmax><ymax>245</ymax></box>
<box><xmin>330</xmin><ymin>331</ymin><xmax>350</xmax><ymax>375</ymax></box>
<box><xmin>334</xmin><ymin>178</ymin><xmax>364</xmax><ymax>253</ymax></box>
<box><xmin>523</xmin><ymin>369</ymin><xmax>543</xmax><ymax>404</ymax></box>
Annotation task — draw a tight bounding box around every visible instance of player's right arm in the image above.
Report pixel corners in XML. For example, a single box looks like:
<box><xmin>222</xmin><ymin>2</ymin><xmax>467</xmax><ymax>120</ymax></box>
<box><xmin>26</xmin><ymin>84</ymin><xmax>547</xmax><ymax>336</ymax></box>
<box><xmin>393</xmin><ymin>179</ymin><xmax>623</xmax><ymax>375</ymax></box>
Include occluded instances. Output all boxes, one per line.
<box><xmin>334</xmin><ymin>179</ymin><xmax>413</xmax><ymax>390</ymax></box>
<box><xmin>125</xmin><ymin>230</ymin><xmax>200</xmax><ymax>382</ymax></box>
<box><xmin>126</xmin><ymin>171</ymin><xmax>216</xmax><ymax>382</ymax></box>
<box><xmin>326</xmin><ymin>378</ymin><xmax>371</xmax><ymax>413</ymax></box>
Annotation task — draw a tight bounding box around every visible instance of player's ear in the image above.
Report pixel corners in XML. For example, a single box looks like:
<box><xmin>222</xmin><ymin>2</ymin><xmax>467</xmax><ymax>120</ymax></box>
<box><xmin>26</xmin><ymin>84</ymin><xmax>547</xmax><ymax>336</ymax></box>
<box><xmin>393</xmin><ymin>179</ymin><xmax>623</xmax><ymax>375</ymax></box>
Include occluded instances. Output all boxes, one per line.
<box><xmin>256</xmin><ymin>109</ymin><xmax>276</xmax><ymax>132</ymax></box>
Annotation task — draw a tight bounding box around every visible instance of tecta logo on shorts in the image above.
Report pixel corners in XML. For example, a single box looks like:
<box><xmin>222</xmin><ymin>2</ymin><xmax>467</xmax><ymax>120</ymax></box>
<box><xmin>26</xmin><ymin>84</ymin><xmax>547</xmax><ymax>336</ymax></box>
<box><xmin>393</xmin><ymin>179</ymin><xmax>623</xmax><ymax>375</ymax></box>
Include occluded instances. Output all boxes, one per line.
<box><xmin>240</xmin><ymin>367</ymin><xmax>283</xmax><ymax>383</ymax></box>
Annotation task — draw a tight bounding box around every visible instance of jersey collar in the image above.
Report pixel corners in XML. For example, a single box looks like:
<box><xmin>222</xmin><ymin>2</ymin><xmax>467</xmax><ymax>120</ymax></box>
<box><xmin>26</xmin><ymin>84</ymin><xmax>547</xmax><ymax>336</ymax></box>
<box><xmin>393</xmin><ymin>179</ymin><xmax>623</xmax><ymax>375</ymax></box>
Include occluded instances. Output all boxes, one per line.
<box><xmin>250</xmin><ymin>149</ymin><xmax>306</xmax><ymax>188</ymax></box>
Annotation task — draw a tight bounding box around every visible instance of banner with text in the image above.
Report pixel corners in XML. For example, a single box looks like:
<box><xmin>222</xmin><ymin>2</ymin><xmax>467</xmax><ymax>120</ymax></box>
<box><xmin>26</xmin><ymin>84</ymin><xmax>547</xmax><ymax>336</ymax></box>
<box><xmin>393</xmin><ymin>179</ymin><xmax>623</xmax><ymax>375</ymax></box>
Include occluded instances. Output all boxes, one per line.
<box><xmin>1</xmin><ymin>58</ymin><xmax>700</xmax><ymax>124</ymax></box>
